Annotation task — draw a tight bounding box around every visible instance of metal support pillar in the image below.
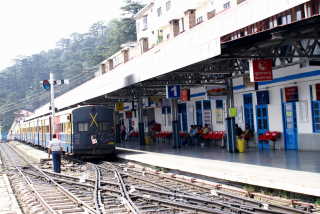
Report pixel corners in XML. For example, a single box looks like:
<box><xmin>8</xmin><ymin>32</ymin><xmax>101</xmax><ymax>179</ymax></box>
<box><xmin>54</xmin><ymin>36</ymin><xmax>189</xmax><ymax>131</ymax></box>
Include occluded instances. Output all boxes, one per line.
<box><xmin>226</xmin><ymin>78</ymin><xmax>236</xmax><ymax>153</ymax></box>
<box><xmin>113</xmin><ymin>111</ymin><xmax>121</xmax><ymax>144</ymax></box>
<box><xmin>138</xmin><ymin>98</ymin><xmax>145</xmax><ymax>146</ymax></box>
<box><xmin>171</xmin><ymin>99</ymin><xmax>180</xmax><ymax>148</ymax></box>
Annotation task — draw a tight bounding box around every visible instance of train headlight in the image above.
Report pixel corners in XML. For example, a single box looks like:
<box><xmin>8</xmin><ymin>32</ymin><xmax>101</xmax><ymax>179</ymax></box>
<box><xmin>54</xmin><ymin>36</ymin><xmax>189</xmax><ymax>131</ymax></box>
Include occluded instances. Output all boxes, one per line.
<box><xmin>107</xmin><ymin>141</ymin><xmax>115</xmax><ymax>145</ymax></box>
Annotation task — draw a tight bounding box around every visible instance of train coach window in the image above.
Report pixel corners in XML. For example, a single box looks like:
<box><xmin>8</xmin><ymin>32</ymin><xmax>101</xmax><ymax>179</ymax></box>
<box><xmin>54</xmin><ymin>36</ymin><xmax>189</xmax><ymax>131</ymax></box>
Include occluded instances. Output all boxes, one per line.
<box><xmin>99</xmin><ymin>122</ymin><xmax>109</xmax><ymax>131</ymax></box>
<box><xmin>78</xmin><ymin>123</ymin><xmax>89</xmax><ymax>132</ymax></box>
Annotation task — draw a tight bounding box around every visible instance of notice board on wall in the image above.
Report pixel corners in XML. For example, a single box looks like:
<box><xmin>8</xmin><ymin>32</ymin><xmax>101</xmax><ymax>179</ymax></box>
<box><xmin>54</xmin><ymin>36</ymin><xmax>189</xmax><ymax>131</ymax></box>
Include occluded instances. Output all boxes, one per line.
<box><xmin>249</xmin><ymin>59</ymin><xmax>273</xmax><ymax>82</ymax></box>
<box><xmin>299</xmin><ymin>101</ymin><xmax>309</xmax><ymax>123</ymax></box>
<box><xmin>316</xmin><ymin>84</ymin><xmax>320</xmax><ymax>100</ymax></box>
<box><xmin>285</xmin><ymin>86</ymin><xmax>299</xmax><ymax>102</ymax></box>
<box><xmin>180</xmin><ymin>89</ymin><xmax>190</xmax><ymax>101</ymax></box>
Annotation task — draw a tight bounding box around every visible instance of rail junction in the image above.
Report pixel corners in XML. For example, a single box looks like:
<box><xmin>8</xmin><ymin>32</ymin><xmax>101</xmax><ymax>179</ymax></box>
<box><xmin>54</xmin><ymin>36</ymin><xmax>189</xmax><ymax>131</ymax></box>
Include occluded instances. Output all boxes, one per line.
<box><xmin>0</xmin><ymin>142</ymin><xmax>318</xmax><ymax>214</ymax></box>
<box><xmin>3</xmin><ymin>1</ymin><xmax>320</xmax><ymax>213</ymax></box>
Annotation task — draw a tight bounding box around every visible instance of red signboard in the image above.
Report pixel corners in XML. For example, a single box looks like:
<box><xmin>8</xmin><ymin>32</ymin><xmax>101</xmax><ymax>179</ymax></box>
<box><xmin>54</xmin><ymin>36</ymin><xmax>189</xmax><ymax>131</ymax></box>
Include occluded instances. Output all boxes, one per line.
<box><xmin>180</xmin><ymin>89</ymin><xmax>190</xmax><ymax>101</ymax></box>
<box><xmin>285</xmin><ymin>86</ymin><xmax>299</xmax><ymax>102</ymax></box>
<box><xmin>252</xmin><ymin>59</ymin><xmax>273</xmax><ymax>82</ymax></box>
<box><xmin>207</xmin><ymin>88</ymin><xmax>226</xmax><ymax>95</ymax></box>
<box><xmin>316</xmin><ymin>84</ymin><xmax>320</xmax><ymax>100</ymax></box>
<box><xmin>125</xmin><ymin>111</ymin><xmax>132</xmax><ymax>119</ymax></box>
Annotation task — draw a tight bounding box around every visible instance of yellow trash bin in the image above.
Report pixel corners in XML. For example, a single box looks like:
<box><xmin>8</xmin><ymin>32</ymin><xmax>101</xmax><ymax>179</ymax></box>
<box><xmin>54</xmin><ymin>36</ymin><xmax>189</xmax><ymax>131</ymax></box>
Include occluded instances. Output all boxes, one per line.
<box><xmin>237</xmin><ymin>138</ymin><xmax>246</xmax><ymax>153</ymax></box>
<box><xmin>145</xmin><ymin>136</ymin><xmax>153</xmax><ymax>144</ymax></box>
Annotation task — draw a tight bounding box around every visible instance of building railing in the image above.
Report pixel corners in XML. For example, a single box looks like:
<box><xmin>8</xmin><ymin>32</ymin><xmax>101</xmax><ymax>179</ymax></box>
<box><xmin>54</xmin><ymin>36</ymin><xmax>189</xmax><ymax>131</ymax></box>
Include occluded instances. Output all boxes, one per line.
<box><xmin>102</xmin><ymin>0</ymin><xmax>317</xmax><ymax>75</ymax></box>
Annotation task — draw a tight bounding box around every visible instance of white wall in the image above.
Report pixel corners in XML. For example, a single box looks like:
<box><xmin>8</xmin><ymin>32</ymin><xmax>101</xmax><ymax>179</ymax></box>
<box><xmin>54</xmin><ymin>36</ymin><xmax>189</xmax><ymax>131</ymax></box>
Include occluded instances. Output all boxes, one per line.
<box><xmin>233</xmin><ymin>65</ymin><xmax>320</xmax><ymax>136</ymax></box>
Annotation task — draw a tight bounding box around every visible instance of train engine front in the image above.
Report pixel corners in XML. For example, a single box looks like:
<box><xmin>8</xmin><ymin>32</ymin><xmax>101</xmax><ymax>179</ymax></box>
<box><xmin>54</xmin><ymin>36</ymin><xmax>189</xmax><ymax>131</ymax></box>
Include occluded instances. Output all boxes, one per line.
<box><xmin>72</xmin><ymin>106</ymin><xmax>115</xmax><ymax>158</ymax></box>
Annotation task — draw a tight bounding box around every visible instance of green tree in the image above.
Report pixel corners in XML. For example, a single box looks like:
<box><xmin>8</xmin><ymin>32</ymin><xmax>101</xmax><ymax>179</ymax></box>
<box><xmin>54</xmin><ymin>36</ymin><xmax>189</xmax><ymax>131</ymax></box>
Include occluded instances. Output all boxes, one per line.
<box><xmin>0</xmin><ymin>0</ymin><xmax>145</xmax><ymax>135</ymax></box>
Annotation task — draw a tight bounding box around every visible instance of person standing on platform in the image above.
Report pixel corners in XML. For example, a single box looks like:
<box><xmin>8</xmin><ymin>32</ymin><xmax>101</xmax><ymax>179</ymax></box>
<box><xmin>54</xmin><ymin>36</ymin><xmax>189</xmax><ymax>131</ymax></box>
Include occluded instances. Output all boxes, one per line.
<box><xmin>189</xmin><ymin>125</ymin><xmax>197</xmax><ymax>145</ymax></box>
<box><xmin>235</xmin><ymin>124</ymin><xmax>243</xmax><ymax>137</ymax></box>
<box><xmin>120</xmin><ymin>123</ymin><xmax>126</xmax><ymax>143</ymax></box>
<box><xmin>48</xmin><ymin>134</ymin><xmax>62</xmax><ymax>173</ymax></box>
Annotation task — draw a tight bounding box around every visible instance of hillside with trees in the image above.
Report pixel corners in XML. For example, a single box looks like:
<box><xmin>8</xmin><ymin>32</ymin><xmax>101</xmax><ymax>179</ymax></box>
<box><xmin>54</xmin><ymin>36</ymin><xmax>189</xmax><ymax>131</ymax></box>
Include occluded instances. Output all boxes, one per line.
<box><xmin>0</xmin><ymin>0</ymin><xmax>144</xmax><ymax>135</ymax></box>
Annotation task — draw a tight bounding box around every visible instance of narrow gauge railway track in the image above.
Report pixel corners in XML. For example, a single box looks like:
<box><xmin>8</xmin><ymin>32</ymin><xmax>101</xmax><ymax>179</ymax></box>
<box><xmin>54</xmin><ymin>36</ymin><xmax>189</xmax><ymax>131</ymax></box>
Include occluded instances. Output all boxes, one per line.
<box><xmin>99</xmin><ymin>162</ymin><xmax>313</xmax><ymax>214</ymax></box>
<box><xmin>0</xmin><ymin>144</ymin><xmax>97</xmax><ymax>214</ymax></box>
<box><xmin>18</xmin><ymin>166</ymin><xmax>97</xmax><ymax>214</ymax></box>
<box><xmin>44</xmin><ymin>160</ymin><xmax>314</xmax><ymax>214</ymax></box>
<box><xmin>1</xmin><ymin>144</ymin><xmax>313</xmax><ymax>214</ymax></box>
<box><xmin>46</xmin><ymin>163</ymin><xmax>229</xmax><ymax>214</ymax></box>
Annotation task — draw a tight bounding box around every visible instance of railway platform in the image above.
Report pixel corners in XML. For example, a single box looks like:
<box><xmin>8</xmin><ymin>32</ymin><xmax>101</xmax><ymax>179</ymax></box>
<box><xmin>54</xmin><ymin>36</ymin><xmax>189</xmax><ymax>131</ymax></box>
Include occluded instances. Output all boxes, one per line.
<box><xmin>8</xmin><ymin>141</ymin><xmax>48</xmax><ymax>163</ymax></box>
<box><xmin>116</xmin><ymin>142</ymin><xmax>320</xmax><ymax>197</ymax></box>
<box><xmin>0</xmin><ymin>156</ymin><xmax>23</xmax><ymax>214</ymax></box>
<box><xmin>0</xmin><ymin>174</ymin><xmax>22</xmax><ymax>214</ymax></box>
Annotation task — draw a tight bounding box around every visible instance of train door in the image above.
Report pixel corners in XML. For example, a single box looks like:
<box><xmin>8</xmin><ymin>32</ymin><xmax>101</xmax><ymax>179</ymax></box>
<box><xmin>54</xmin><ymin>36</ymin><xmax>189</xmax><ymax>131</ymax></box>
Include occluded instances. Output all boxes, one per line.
<box><xmin>282</xmin><ymin>102</ymin><xmax>298</xmax><ymax>150</ymax></box>
<box><xmin>256</xmin><ymin>105</ymin><xmax>269</xmax><ymax>150</ymax></box>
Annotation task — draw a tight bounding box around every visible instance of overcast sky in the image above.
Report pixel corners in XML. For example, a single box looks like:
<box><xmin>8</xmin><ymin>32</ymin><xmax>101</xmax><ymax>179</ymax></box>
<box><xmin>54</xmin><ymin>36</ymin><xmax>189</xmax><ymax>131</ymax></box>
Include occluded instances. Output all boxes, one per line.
<box><xmin>0</xmin><ymin>0</ymin><xmax>131</xmax><ymax>71</ymax></box>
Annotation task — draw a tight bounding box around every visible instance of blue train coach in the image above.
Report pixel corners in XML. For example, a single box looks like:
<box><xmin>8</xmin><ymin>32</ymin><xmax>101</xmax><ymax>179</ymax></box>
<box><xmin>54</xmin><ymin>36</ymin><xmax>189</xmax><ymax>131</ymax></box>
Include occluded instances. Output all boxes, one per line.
<box><xmin>13</xmin><ymin>105</ymin><xmax>115</xmax><ymax>158</ymax></box>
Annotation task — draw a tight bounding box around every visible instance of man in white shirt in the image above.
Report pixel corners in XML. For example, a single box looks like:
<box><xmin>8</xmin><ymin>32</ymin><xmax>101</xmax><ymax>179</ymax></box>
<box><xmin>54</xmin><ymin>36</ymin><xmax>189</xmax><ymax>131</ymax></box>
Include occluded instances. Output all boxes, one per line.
<box><xmin>48</xmin><ymin>134</ymin><xmax>62</xmax><ymax>173</ymax></box>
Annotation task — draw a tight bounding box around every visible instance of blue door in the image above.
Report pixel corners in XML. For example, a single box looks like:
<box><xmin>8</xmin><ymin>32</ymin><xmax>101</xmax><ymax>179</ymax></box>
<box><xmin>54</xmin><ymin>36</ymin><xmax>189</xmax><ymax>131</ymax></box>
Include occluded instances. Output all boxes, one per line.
<box><xmin>283</xmin><ymin>102</ymin><xmax>298</xmax><ymax>150</ymax></box>
<box><xmin>195</xmin><ymin>101</ymin><xmax>203</xmax><ymax>126</ymax></box>
<box><xmin>243</xmin><ymin>94</ymin><xmax>254</xmax><ymax>131</ymax></box>
<box><xmin>256</xmin><ymin>105</ymin><xmax>269</xmax><ymax>150</ymax></box>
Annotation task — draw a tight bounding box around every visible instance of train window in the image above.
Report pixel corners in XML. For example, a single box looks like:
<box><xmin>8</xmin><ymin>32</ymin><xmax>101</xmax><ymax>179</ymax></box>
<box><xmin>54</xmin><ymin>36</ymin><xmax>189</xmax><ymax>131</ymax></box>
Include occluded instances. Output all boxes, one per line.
<box><xmin>78</xmin><ymin>123</ymin><xmax>89</xmax><ymax>132</ymax></box>
<box><xmin>99</xmin><ymin>122</ymin><xmax>109</xmax><ymax>131</ymax></box>
<box><xmin>65</xmin><ymin>123</ymin><xmax>71</xmax><ymax>134</ymax></box>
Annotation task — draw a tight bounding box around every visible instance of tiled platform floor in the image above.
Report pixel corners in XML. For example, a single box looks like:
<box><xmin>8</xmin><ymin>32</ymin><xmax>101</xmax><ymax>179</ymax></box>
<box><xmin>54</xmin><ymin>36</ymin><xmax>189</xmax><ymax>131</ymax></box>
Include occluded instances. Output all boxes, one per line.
<box><xmin>117</xmin><ymin>141</ymin><xmax>320</xmax><ymax>197</ymax></box>
<box><xmin>117</xmin><ymin>140</ymin><xmax>320</xmax><ymax>173</ymax></box>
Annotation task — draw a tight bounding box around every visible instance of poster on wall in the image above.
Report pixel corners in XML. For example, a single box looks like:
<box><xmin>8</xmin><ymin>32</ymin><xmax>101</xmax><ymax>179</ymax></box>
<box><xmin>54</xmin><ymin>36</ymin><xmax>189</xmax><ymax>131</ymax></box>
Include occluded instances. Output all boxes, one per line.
<box><xmin>187</xmin><ymin>103</ymin><xmax>195</xmax><ymax>126</ymax></box>
<box><xmin>215</xmin><ymin>109</ymin><xmax>224</xmax><ymax>123</ymax></box>
<box><xmin>316</xmin><ymin>84</ymin><xmax>320</xmax><ymax>100</ymax></box>
<box><xmin>285</xmin><ymin>86</ymin><xmax>299</xmax><ymax>102</ymax></box>
<box><xmin>203</xmin><ymin>109</ymin><xmax>212</xmax><ymax>126</ymax></box>
<box><xmin>299</xmin><ymin>101</ymin><xmax>309</xmax><ymax>123</ymax></box>
<box><xmin>236</xmin><ymin>106</ymin><xmax>243</xmax><ymax>122</ymax></box>
<box><xmin>180</xmin><ymin>89</ymin><xmax>190</xmax><ymax>101</ymax></box>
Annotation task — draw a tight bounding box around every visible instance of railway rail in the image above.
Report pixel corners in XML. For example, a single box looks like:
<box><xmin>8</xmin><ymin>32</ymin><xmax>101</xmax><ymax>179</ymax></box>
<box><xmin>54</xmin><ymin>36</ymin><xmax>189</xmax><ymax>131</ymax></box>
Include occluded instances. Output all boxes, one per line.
<box><xmin>0</xmin><ymin>143</ymin><xmax>317</xmax><ymax>214</ymax></box>
<box><xmin>50</xmin><ymin>159</ymin><xmax>315</xmax><ymax>214</ymax></box>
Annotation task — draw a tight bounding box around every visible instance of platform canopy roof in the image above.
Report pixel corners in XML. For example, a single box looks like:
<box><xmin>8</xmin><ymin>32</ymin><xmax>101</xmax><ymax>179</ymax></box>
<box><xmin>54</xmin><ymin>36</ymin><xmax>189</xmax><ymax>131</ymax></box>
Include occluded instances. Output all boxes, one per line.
<box><xmin>33</xmin><ymin>0</ymin><xmax>318</xmax><ymax>117</ymax></box>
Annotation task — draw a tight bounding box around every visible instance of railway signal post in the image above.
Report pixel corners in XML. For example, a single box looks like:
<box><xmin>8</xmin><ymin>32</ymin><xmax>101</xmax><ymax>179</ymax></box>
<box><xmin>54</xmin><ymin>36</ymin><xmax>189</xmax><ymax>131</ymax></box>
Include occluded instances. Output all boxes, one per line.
<box><xmin>49</xmin><ymin>72</ymin><xmax>56</xmax><ymax>134</ymax></box>
<box><xmin>41</xmin><ymin>73</ymin><xmax>69</xmax><ymax>136</ymax></box>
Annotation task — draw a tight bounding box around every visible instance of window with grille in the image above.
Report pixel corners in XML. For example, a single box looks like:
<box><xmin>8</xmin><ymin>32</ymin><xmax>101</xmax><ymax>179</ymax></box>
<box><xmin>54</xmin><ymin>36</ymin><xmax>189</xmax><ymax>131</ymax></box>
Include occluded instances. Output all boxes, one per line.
<box><xmin>142</xmin><ymin>15</ymin><xmax>148</xmax><ymax>30</ymax></box>
<box><xmin>166</xmin><ymin>1</ymin><xmax>171</xmax><ymax>11</ymax></box>
<box><xmin>216</xmin><ymin>100</ymin><xmax>223</xmax><ymax>109</ymax></box>
<box><xmin>296</xmin><ymin>10</ymin><xmax>302</xmax><ymax>21</ymax></box>
<box><xmin>157</xmin><ymin>7</ymin><xmax>162</xmax><ymax>16</ymax></box>
<box><xmin>78</xmin><ymin>123</ymin><xmax>88</xmax><ymax>132</ymax></box>
<box><xmin>203</xmin><ymin>100</ymin><xmax>211</xmax><ymax>110</ymax></box>
<box><xmin>312</xmin><ymin>101</ymin><xmax>320</xmax><ymax>132</ymax></box>
<box><xmin>223</xmin><ymin>1</ymin><xmax>230</xmax><ymax>9</ymax></box>
<box><xmin>196</xmin><ymin>16</ymin><xmax>203</xmax><ymax>24</ymax></box>
<box><xmin>179</xmin><ymin>18</ymin><xmax>185</xmax><ymax>32</ymax></box>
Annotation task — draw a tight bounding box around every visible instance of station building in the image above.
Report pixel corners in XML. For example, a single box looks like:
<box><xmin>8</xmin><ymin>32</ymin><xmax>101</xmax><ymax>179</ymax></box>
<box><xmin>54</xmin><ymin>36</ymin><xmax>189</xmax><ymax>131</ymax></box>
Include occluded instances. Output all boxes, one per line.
<box><xmin>9</xmin><ymin>0</ymin><xmax>320</xmax><ymax>154</ymax></box>
<box><xmin>96</xmin><ymin>0</ymin><xmax>320</xmax><ymax>152</ymax></box>
<box><xmin>7</xmin><ymin>0</ymin><xmax>320</xmax><ymax>198</ymax></box>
